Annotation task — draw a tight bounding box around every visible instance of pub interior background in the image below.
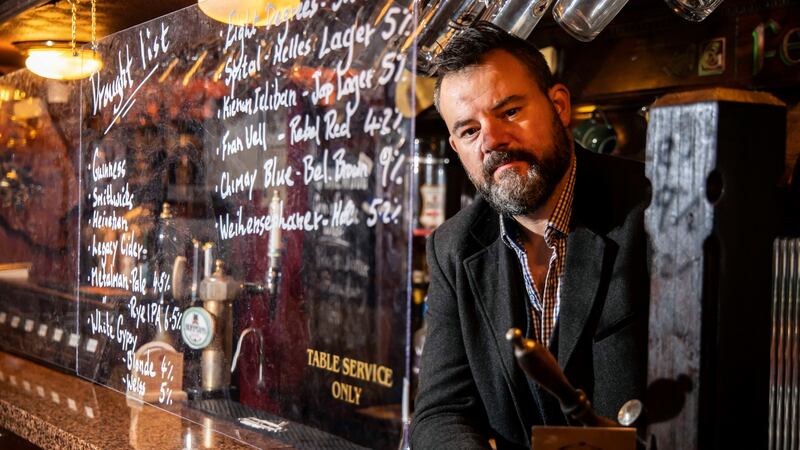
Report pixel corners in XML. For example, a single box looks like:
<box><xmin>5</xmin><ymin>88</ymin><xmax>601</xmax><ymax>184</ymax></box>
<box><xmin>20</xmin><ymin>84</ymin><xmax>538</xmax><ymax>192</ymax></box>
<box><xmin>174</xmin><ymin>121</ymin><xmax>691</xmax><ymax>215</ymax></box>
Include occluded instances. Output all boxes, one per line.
<box><xmin>0</xmin><ymin>0</ymin><xmax>797</xmax><ymax>449</ymax></box>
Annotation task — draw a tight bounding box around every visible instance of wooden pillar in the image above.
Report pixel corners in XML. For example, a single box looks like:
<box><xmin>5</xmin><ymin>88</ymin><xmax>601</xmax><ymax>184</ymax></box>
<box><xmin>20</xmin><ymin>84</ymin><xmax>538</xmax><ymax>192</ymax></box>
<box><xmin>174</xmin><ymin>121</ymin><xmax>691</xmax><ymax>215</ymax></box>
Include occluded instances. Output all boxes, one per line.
<box><xmin>645</xmin><ymin>88</ymin><xmax>785</xmax><ymax>450</ymax></box>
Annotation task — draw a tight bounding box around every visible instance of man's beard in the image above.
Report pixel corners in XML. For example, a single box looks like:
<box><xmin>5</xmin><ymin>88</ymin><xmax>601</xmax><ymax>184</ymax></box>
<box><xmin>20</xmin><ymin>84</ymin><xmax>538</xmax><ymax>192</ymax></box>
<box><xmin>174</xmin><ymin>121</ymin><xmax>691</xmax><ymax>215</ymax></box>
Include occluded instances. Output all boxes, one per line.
<box><xmin>469</xmin><ymin>115</ymin><xmax>572</xmax><ymax>216</ymax></box>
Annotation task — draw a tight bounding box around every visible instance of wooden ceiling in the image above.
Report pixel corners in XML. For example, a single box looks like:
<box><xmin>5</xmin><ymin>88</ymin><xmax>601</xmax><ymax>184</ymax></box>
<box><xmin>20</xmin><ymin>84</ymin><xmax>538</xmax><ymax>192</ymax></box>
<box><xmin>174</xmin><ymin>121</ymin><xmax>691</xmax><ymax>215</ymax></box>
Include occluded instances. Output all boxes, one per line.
<box><xmin>0</xmin><ymin>0</ymin><xmax>196</xmax><ymax>43</ymax></box>
<box><xmin>0</xmin><ymin>0</ymin><xmax>194</xmax><ymax>72</ymax></box>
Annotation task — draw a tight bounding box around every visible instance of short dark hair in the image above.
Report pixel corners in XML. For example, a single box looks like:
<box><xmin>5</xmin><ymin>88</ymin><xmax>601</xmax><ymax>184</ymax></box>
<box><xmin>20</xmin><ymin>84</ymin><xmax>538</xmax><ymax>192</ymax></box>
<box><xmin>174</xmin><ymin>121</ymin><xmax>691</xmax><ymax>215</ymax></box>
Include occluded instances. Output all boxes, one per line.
<box><xmin>428</xmin><ymin>21</ymin><xmax>555</xmax><ymax>112</ymax></box>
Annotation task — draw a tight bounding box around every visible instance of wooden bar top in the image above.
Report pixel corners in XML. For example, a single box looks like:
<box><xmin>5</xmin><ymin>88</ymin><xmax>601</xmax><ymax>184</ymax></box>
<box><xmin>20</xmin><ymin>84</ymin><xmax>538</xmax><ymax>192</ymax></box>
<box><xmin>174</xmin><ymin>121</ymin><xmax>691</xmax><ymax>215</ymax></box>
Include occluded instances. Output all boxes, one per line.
<box><xmin>0</xmin><ymin>351</ymin><xmax>291</xmax><ymax>449</ymax></box>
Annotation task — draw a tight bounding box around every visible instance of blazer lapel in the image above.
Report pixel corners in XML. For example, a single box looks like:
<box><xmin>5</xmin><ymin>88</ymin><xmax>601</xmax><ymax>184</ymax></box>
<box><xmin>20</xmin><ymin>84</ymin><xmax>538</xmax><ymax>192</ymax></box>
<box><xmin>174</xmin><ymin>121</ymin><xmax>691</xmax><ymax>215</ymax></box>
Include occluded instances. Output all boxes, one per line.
<box><xmin>465</xmin><ymin>238</ymin><xmax>527</xmax><ymax>388</ymax></box>
<box><xmin>464</xmin><ymin>209</ymin><xmax>533</xmax><ymax>439</ymax></box>
<box><xmin>557</xmin><ymin>147</ymin><xmax>615</xmax><ymax>370</ymax></box>
<box><xmin>557</xmin><ymin>225</ymin><xmax>607</xmax><ymax>370</ymax></box>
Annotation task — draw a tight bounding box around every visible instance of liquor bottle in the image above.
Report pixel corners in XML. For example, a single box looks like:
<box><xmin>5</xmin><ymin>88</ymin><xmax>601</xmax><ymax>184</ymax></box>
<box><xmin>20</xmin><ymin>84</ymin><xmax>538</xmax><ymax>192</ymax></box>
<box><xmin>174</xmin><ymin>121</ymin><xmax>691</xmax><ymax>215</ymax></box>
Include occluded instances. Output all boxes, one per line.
<box><xmin>416</xmin><ymin>137</ymin><xmax>448</xmax><ymax>231</ymax></box>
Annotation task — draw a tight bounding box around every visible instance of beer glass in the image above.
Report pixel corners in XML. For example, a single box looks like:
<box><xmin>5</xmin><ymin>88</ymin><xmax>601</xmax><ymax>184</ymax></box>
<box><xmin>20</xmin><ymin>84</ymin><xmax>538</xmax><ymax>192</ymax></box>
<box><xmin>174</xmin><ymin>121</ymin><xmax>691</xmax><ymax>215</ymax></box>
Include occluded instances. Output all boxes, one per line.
<box><xmin>552</xmin><ymin>0</ymin><xmax>630</xmax><ymax>42</ymax></box>
<box><xmin>482</xmin><ymin>0</ymin><xmax>554</xmax><ymax>39</ymax></box>
<box><xmin>414</xmin><ymin>0</ymin><xmax>490</xmax><ymax>72</ymax></box>
<box><xmin>664</xmin><ymin>0</ymin><xmax>724</xmax><ymax>22</ymax></box>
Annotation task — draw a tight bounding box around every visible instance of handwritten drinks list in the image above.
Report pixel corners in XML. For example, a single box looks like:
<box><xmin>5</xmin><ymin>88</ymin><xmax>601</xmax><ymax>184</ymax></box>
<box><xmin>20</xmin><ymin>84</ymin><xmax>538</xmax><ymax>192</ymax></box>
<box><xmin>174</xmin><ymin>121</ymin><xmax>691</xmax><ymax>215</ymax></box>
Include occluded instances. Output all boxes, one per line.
<box><xmin>79</xmin><ymin>1</ymin><xmax>414</xmax><ymax>446</ymax></box>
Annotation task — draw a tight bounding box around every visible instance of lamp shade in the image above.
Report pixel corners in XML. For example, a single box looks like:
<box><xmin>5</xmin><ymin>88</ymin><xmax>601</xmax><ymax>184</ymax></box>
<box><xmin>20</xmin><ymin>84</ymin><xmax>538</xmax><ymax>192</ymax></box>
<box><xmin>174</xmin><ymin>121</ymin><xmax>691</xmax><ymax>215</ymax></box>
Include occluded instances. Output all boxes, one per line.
<box><xmin>25</xmin><ymin>47</ymin><xmax>103</xmax><ymax>80</ymax></box>
<box><xmin>198</xmin><ymin>0</ymin><xmax>301</xmax><ymax>26</ymax></box>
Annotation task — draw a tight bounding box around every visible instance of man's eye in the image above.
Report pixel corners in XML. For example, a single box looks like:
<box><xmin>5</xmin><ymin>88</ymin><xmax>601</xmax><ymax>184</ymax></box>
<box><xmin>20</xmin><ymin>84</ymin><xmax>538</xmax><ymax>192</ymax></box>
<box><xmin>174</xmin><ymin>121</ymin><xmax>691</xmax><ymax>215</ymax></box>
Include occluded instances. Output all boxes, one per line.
<box><xmin>461</xmin><ymin>127</ymin><xmax>478</xmax><ymax>138</ymax></box>
<box><xmin>504</xmin><ymin>107</ymin><xmax>520</xmax><ymax>117</ymax></box>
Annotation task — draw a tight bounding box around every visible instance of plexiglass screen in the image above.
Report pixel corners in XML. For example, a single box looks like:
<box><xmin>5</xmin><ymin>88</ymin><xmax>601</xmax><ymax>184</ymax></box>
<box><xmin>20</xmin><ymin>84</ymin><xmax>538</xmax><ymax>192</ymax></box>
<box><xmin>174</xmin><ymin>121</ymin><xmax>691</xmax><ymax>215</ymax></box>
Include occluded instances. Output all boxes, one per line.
<box><xmin>77</xmin><ymin>2</ymin><xmax>415</xmax><ymax>448</ymax></box>
<box><xmin>0</xmin><ymin>70</ymin><xmax>80</xmax><ymax>372</ymax></box>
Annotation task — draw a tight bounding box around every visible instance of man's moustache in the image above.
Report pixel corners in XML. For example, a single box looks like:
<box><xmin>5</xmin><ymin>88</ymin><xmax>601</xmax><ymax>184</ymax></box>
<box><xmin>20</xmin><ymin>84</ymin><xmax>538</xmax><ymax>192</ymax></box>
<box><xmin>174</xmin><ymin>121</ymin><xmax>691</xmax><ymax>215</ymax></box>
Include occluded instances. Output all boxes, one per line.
<box><xmin>483</xmin><ymin>150</ymin><xmax>538</xmax><ymax>176</ymax></box>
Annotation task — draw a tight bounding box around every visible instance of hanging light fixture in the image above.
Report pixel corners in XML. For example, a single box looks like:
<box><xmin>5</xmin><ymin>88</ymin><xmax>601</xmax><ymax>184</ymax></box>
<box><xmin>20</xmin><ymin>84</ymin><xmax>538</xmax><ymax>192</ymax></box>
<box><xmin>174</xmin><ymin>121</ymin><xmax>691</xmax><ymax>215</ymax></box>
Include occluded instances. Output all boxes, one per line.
<box><xmin>24</xmin><ymin>45</ymin><xmax>102</xmax><ymax>80</ymax></box>
<box><xmin>22</xmin><ymin>0</ymin><xmax>102</xmax><ymax>80</ymax></box>
<box><xmin>198</xmin><ymin>0</ymin><xmax>302</xmax><ymax>26</ymax></box>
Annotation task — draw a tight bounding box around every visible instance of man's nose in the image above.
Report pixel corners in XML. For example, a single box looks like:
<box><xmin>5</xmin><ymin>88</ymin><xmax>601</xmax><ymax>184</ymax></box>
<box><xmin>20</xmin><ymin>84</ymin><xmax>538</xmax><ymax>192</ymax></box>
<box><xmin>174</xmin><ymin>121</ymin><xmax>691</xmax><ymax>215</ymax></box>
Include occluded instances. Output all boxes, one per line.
<box><xmin>480</xmin><ymin>118</ymin><xmax>511</xmax><ymax>154</ymax></box>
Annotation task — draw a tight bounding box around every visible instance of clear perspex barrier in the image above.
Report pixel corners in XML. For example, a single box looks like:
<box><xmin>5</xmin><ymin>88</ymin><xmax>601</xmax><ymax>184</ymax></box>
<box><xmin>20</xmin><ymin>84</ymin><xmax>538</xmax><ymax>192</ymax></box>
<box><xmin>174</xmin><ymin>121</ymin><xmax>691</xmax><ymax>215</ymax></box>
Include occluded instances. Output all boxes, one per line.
<box><xmin>0</xmin><ymin>70</ymin><xmax>81</xmax><ymax>372</ymax></box>
<box><xmin>76</xmin><ymin>2</ymin><xmax>416</xmax><ymax>448</ymax></box>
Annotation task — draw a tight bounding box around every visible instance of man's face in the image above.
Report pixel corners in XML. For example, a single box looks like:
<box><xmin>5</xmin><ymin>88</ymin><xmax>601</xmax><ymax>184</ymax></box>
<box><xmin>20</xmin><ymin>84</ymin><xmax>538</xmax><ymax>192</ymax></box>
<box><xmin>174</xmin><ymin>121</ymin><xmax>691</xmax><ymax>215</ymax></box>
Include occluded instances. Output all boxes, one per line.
<box><xmin>438</xmin><ymin>49</ymin><xmax>573</xmax><ymax>216</ymax></box>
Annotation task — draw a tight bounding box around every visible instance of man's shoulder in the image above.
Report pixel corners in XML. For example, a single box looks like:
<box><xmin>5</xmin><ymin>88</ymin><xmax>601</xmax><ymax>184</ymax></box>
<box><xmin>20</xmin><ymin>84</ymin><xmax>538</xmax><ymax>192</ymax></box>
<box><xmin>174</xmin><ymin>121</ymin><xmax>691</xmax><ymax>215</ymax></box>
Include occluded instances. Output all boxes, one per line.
<box><xmin>429</xmin><ymin>196</ymin><xmax>498</xmax><ymax>256</ymax></box>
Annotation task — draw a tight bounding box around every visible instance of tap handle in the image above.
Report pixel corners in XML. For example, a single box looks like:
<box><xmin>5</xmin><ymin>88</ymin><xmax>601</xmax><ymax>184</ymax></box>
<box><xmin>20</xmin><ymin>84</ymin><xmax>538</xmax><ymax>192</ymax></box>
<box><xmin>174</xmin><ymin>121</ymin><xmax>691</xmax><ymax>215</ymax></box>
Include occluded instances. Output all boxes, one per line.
<box><xmin>172</xmin><ymin>256</ymin><xmax>187</xmax><ymax>300</ymax></box>
<box><xmin>506</xmin><ymin>328</ymin><xmax>616</xmax><ymax>427</ymax></box>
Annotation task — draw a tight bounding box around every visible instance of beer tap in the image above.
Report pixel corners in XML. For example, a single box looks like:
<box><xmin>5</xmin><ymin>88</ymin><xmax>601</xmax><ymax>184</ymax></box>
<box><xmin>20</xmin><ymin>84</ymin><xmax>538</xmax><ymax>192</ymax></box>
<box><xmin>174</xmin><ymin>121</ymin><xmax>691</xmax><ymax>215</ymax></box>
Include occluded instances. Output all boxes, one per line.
<box><xmin>197</xmin><ymin>259</ymin><xmax>239</xmax><ymax>394</ymax></box>
<box><xmin>240</xmin><ymin>190</ymin><xmax>283</xmax><ymax>320</ymax></box>
<box><xmin>506</xmin><ymin>328</ymin><xmax>617</xmax><ymax>427</ymax></box>
<box><xmin>265</xmin><ymin>190</ymin><xmax>282</xmax><ymax>319</ymax></box>
<box><xmin>507</xmin><ymin>328</ymin><xmax>649</xmax><ymax>449</ymax></box>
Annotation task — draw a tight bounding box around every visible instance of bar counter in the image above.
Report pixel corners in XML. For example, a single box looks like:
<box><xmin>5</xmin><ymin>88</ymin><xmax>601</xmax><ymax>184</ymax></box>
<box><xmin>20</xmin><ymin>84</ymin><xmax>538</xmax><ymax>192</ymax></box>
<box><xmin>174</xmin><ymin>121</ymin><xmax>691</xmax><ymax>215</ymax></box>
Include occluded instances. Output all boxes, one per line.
<box><xmin>0</xmin><ymin>351</ymin><xmax>290</xmax><ymax>449</ymax></box>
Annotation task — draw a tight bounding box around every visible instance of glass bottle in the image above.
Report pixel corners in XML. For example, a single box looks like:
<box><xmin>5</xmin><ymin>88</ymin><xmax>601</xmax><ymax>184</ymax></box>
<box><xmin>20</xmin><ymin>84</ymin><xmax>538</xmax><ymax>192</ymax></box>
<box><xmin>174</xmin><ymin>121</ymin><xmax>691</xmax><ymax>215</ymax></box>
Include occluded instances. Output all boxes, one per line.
<box><xmin>416</xmin><ymin>138</ymin><xmax>448</xmax><ymax>230</ymax></box>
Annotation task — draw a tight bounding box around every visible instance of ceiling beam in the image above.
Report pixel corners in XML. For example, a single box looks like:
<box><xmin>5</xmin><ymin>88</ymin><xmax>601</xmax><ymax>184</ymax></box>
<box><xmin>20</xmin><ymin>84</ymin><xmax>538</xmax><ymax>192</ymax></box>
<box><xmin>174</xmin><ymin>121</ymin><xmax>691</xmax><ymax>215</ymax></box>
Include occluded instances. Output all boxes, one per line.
<box><xmin>0</xmin><ymin>0</ymin><xmax>48</xmax><ymax>26</ymax></box>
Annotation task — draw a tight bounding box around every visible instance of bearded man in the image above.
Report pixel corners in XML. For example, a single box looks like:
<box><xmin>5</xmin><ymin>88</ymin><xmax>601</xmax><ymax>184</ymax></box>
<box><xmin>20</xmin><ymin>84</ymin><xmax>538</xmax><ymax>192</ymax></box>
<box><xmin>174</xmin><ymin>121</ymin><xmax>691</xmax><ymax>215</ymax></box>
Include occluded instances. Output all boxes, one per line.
<box><xmin>410</xmin><ymin>22</ymin><xmax>650</xmax><ymax>450</ymax></box>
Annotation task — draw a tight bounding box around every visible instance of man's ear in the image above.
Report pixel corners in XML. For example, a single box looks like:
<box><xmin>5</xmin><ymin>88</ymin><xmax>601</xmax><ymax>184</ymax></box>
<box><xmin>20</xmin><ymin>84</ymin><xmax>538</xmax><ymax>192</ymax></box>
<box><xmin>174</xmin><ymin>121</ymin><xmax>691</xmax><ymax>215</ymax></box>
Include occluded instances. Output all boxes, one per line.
<box><xmin>548</xmin><ymin>83</ymin><xmax>572</xmax><ymax>128</ymax></box>
<box><xmin>448</xmin><ymin>135</ymin><xmax>459</xmax><ymax>155</ymax></box>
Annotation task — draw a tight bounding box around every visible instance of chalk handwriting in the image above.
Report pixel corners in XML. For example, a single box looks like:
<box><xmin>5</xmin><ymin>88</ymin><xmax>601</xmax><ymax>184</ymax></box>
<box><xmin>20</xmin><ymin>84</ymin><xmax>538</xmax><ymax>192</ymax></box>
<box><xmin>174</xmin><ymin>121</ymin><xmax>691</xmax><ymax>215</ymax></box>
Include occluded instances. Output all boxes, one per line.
<box><xmin>89</xmin><ymin>234</ymin><xmax>119</xmax><ymax>268</ymax></box>
<box><xmin>91</xmin><ymin>209</ymin><xmax>129</xmax><ymax>231</ymax></box>
<box><xmin>90</xmin><ymin>46</ymin><xmax>134</xmax><ymax>116</ymax></box>
<box><xmin>272</xmin><ymin>20</ymin><xmax>313</xmax><ymax>65</ymax></box>
<box><xmin>213</xmin><ymin>121</ymin><xmax>269</xmax><ymax>161</ymax></box>
<box><xmin>332</xmin><ymin>148</ymin><xmax>370</xmax><ymax>183</ymax></box>
<box><xmin>90</xmin><ymin>264</ymin><xmax>129</xmax><ymax>290</ymax></box>
<box><xmin>223</xmin><ymin>21</ymin><xmax>257</xmax><ymax>54</ymax></box>
<box><xmin>138</xmin><ymin>22</ymin><xmax>171</xmax><ymax>71</ymax></box>
<box><xmin>263</xmin><ymin>0</ymin><xmax>320</xmax><ymax>29</ymax></box>
<box><xmin>218</xmin><ymin>168</ymin><xmax>258</xmax><ymax>201</ymax></box>
<box><xmin>263</xmin><ymin>157</ymin><xmax>295</xmax><ymax>188</ymax></box>
<box><xmin>311</xmin><ymin>70</ymin><xmax>334</xmax><ymax>105</ymax></box>
<box><xmin>244</xmin><ymin>121</ymin><xmax>268</xmax><ymax>151</ymax></box>
<box><xmin>290</xmin><ymin>113</ymin><xmax>322</xmax><ymax>145</ymax></box>
<box><xmin>330</xmin><ymin>198</ymin><xmax>358</xmax><ymax>227</ymax></box>
<box><xmin>128</xmin><ymin>297</ymin><xmax>182</xmax><ymax>331</ymax></box>
<box><xmin>377</xmin><ymin>51</ymin><xmax>407</xmax><ymax>86</ymax></box>
<box><xmin>335</xmin><ymin>65</ymin><xmax>372</xmax><ymax>111</ymax></box>
<box><xmin>380</xmin><ymin>6</ymin><xmax>414</xmax><ymax>42</ymax></box>
<box><xmin>318</xmin><ymin>22</ymin><xmax>377</xmax><ymax>73</ymax></box>
<box><xmin>133</xmin><ymin>350</ymin><xmax>156</xmax><ymax>377</ymax></box>
<box><xmin>123</xmin><ymin>372</ymin><xmax>145</xmax><ymax>396</ymax></box>
<box><xmin>151</xmin><ymin>270</ymin><xmax>171</xmax><ymax>294</ymax></box>
<box><xmin>130</xmin><ymin>267</ymin><xmax>147</xmax><ymax>296</ymax></box>
<box><xmin>91</xmin><ymin>147</ymin><xmax>126</xmax><ymax>181</ymax></box>
<box><xmin>217</xmin><ymin>130</ymin><xmax>243</xmax><ymax>161</ymax></box>
<box><xmin>323</xmin><ymin>104</ymin><xmax>356</xmax><ymax>141</ymax></box>
<box><xmin>217</xmin><ymin>205</ymin><xmax>326</xmax><ymax>240</ymax></box>
<box><xmin>220</xmin><ymin>78</ymin><xmax>298</xmax><ymax>120</ymax></box>
<box><xmin>364</xmin><ymin>106</ymin><xmax>403</xmax><ymax>136</ymax></box>
<box><xmin>92</xmin><ymin>182</ymin><xmax>135</xmax><ymax>209</ymax></box>
<box><xmin>303</xmin><ymin>150</ymin><xmax>330</xmax><ymax>185</ymax></box>
<box><xmin>87</xmin><ymin>308</ymin><xmax>115</xmax><ymax>340</ymax></box>
<box><xmin>120</xmin><ymin>230</ymin><xmax>146</xmax><ymax>260</ymax></box>
<box><xmin>223</xmin><ymin>41</ymin><xmax>262</xmax><ymax>96</ymax></box>
<box><xmin>378</xmin><ymin>146</ymin><xmax>405</xmax><ymax>187</ymax></box>
<box><xmin>366</xmin><ymin>198</ymin><xmax>403</xmax><ymax>227</ymax></box>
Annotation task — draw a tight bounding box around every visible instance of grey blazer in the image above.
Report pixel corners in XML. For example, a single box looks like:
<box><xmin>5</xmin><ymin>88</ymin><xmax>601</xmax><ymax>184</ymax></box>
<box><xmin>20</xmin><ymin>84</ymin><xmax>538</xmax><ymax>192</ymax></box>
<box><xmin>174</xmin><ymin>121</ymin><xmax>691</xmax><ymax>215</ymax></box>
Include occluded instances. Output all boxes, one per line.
<box><xmin>410</xmin><ymin>146</ymin><xmax>651</xmax><ymax>450</ymax></box>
